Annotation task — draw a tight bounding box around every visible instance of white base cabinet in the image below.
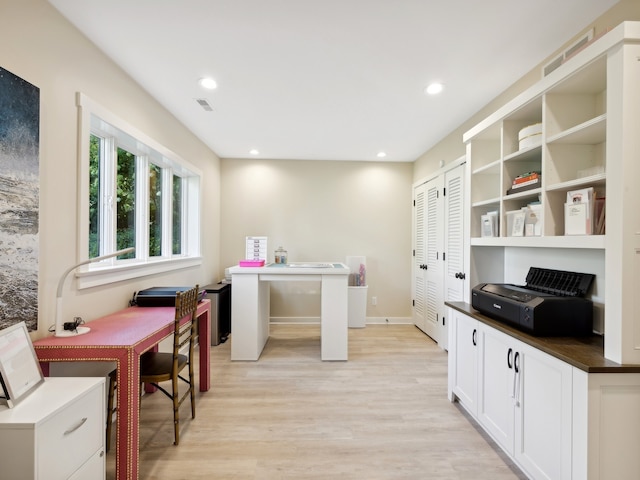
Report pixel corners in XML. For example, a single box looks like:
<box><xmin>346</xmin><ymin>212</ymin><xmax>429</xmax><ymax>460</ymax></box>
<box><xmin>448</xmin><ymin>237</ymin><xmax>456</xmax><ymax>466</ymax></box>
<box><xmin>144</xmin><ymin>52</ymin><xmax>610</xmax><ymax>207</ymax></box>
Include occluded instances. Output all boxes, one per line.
<box><xmin>449</xmin><ymin>308</ymin><xmax>571</xmax><ymax>479</ymax></box>
<box><xmin>448</xmin><ymin>306</ymin><xmax>640</xmax><ymax>480</ymax></box>
<box><xmin>0</xmin><ymin>377</ymin><xmax>106</xmax><ymax>480</ymax></box>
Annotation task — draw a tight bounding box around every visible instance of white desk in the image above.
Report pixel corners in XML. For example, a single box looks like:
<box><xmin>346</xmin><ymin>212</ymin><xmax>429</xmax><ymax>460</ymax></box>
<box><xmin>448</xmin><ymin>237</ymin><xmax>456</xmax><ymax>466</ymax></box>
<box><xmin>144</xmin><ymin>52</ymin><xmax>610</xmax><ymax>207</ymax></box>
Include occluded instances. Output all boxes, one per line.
<box><xmin>229</xmin><ymin>262</ymin><xmax>349</xmax><ymax>361</ymax></box>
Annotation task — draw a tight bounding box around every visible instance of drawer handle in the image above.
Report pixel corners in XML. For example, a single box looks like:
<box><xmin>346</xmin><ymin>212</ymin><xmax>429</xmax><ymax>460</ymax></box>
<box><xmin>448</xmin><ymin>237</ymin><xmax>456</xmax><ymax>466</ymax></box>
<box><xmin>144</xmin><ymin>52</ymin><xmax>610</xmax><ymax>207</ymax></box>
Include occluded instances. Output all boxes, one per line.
<box><xmin>64</xmin><ymin>417</ymin><xmax>88</xmax><ymax>435</ymax></box>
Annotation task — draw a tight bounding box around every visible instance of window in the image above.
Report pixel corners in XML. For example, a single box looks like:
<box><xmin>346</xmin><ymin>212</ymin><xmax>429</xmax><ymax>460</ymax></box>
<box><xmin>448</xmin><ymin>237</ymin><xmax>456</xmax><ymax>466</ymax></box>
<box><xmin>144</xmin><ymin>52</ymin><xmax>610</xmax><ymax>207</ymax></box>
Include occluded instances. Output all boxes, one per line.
<box><xmin>78</xmin><ymin>93</ymin><xmax>201</xmax><ymax>289</ymax></box>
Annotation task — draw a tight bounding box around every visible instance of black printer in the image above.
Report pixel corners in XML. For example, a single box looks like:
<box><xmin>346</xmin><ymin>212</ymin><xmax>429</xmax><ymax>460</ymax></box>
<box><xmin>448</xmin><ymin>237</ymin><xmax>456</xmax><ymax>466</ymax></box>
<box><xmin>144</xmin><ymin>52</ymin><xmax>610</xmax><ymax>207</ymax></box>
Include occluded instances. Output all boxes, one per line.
<box><xmin>133</xmin><ymin>286</ymin><xmax>205</xmax><ymax>307</ymax></box>
<box><xmin>471</xmin><ymin>267</ymin><xmax>595</xmax><ymax>336</ymax></box>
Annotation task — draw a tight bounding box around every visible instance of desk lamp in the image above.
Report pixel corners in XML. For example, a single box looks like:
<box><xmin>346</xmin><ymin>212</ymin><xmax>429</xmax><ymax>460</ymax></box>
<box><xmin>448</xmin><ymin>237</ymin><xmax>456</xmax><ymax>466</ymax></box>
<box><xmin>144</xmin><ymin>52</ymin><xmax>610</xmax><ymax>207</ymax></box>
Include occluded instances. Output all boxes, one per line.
<box><xmin>54</xmin><ymin>247</ymin><xmax>135</xmax><ymax>337</ymax></box>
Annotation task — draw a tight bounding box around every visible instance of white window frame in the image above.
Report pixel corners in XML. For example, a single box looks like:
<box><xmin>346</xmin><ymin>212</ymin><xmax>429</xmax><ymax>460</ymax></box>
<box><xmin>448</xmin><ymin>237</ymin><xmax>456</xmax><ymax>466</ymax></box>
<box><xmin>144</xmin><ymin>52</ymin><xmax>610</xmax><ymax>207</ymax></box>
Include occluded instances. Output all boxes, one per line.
<box><xmin>76</xmin><ymin>93</ymin><xmax>201</xmax><ymax>289</ymax></box>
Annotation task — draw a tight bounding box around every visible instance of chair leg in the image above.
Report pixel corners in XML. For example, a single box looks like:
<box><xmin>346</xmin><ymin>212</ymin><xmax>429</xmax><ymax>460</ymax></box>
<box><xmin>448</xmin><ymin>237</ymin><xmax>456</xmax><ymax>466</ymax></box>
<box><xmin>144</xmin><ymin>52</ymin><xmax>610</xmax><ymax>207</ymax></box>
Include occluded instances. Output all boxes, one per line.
<box><xmin>189</xmin><ymin>361</ymin><xmax>196</xmax><ymax>419</ymax></box>
<box><xmin>172</xmin><ymin>374</ymin><xmax>180</xmax><ymax>445</ymax></box>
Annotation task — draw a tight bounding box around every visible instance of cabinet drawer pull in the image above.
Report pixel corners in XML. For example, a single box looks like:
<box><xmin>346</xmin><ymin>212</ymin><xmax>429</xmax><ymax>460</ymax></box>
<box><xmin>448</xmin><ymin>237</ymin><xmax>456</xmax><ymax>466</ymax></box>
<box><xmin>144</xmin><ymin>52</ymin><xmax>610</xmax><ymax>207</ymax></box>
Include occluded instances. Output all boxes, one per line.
<box><xmin>512</xmin><ymin>352</ymin><xmax>521</xmax><ymax>407</ymax></box>
<box><xmin>64</xmin><ymin>417</ymin><xmax>88</xmax><ymax>435</ymax></box>
<box><xmin>507</xmin><ymin>348</ymin><xmax>513</xmax><ymax>368</ymax></box>
<box><xmin>472</xmin><ymin>329</ymin><xmax>477</xmax><ymax>346</ymax></box>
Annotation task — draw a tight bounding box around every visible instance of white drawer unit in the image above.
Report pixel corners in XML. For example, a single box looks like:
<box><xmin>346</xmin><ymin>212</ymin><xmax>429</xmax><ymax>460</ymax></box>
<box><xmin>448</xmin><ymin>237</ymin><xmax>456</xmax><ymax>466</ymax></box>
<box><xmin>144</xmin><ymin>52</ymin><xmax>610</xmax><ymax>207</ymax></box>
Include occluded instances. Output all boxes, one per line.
<box><xmin>0</xmin><ymin>376</ymin><xmax>105</xmax><ymax>480</ymax></box>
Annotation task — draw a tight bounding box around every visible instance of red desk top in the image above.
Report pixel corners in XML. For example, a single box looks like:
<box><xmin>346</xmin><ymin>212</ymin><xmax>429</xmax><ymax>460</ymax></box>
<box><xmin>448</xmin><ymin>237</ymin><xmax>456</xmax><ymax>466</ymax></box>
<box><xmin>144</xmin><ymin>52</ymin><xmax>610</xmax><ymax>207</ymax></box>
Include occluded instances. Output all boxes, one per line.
<box><xmin>34</xmin><ymin>305</ymin><xmax>178</xmax><ymax>350</ymax></box>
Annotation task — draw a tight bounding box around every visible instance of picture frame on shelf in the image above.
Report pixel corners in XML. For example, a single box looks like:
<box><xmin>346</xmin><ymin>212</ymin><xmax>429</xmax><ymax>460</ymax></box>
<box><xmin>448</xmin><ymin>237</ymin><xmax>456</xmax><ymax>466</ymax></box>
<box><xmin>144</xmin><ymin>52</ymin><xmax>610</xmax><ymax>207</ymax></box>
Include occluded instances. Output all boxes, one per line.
<box><xmin>506</xmin><ymin>209</ymin><xmax>526</xmax><ymax>237</ymax></box>
<box><xmin>0</xmin><ymin>322</ymin><xmax>44</xmax><ymax>408</ymax></box>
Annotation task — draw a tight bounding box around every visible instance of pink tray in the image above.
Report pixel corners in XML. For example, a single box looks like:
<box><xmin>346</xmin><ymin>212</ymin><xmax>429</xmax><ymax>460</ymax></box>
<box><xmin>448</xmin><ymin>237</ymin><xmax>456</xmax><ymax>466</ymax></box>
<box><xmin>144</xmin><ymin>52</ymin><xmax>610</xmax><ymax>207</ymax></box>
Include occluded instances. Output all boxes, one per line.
<box><xmin>239</xmin><ymin>259</ymin><xmax>265</xmax><ymax>267</ymax></box>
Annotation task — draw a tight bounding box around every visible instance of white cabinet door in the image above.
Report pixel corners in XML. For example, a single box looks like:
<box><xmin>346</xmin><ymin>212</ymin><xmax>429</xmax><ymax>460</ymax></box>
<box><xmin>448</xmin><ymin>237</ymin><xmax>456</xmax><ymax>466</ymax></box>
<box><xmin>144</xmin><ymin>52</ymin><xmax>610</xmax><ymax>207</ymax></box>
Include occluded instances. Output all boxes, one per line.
<box><xmin>515</xmin><ymin>342</ymin><xmax>572</xmax><ymax>480</ymax></box>
<box><xmin>477</xmin><ymin>324</ymin><xmax>516</xmax><ymax>455</ymax></box>
<box><xmin>449</xmin><ymin>309</ymin><xmax>479</xmax><ymax>416</ymax></box>
<box><xmin>442</xmin><ymin>164</ymin><xmax>465</xmax><ymax>350</ymax></box>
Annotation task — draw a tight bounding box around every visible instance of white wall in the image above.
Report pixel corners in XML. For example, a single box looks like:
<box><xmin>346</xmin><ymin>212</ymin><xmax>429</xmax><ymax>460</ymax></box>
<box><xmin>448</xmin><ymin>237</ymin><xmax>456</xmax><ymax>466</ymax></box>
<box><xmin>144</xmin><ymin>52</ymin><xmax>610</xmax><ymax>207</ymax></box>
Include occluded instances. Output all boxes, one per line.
<box><xmin>0</xmin><ymin>0</ymin><xmax>222</xmax><ymax>340</ymax></box>
<box><xmin>220</xmin><ymin>158</ymin><xmax>413</xmax><ymax>320</ymax></box>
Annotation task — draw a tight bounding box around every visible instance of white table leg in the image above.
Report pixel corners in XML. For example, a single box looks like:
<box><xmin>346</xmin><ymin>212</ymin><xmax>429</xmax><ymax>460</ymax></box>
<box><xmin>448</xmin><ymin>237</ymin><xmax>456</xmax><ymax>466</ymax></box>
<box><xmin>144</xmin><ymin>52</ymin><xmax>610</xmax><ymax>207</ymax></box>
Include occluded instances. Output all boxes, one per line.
<box><xmin>320</xmin><ymin>274</ymin><xmax>348</xmax><ymax>360</ymax></box>
<box><xmin>231</xmin><ymin>273</ymin><xmax>270</xmax><ymax>360</ymax></box>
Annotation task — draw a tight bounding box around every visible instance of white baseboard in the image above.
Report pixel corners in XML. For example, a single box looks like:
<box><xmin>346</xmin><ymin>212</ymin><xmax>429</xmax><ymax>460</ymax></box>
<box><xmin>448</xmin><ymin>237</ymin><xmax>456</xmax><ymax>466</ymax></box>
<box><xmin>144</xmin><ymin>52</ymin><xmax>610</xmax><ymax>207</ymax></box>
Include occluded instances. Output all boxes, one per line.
<box><xmin>270</xmin><ymin>317</ymin><xmax>320</xmax><ymax>324</ymax></box>
<box><xmin>366</xmin><ymin>316</ymin><xmax>413</xmax><ymax>325</ymax></box>
<box><xmin>268</xmin><ymin>316</ymin><xmax>413</xmax><ymax>325</ymax></box>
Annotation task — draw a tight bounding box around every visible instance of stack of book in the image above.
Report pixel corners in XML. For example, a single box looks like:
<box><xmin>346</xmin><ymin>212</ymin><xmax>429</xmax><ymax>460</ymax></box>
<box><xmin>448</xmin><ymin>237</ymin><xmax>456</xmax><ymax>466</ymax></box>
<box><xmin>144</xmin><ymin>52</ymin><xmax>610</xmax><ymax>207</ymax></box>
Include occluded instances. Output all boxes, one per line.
<box><xmin>506</xmin><ymin>171</ymin><xmax>541</xmax><ymax>195</ymax></box>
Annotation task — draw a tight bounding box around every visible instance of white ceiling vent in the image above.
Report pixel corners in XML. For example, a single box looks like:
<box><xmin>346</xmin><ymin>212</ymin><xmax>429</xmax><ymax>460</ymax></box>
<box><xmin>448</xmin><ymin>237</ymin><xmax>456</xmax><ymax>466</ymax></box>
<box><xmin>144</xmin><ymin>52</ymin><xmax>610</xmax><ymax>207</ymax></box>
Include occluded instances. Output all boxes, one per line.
<box><xmin>195</xmin><ymin>98</ymin><xmax>213</xmax><ymax>111</ymax></box>
<box><xmin>543</xmin><ymin>28</ymin><xmax>594</xmax><ymax>77</ymax></box>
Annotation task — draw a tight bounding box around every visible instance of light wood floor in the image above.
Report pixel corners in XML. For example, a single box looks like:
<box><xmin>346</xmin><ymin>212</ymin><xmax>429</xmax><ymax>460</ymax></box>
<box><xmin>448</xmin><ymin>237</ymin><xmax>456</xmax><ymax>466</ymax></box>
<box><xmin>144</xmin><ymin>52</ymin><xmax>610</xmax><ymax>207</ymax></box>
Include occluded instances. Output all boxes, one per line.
<box><xmin>106</xmin><ymin>324</ymin><xmax>526</xmax><ymax>479</ymax></box>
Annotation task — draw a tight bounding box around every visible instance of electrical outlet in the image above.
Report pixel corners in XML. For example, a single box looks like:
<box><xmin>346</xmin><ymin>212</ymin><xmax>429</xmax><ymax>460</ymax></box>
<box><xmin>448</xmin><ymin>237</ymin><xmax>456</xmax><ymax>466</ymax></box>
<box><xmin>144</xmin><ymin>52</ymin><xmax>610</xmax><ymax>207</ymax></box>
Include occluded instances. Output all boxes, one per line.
<box><xmin>371</xmin><ymin>296</ymin><xmax>377</xmax><ymax>306</ymax></box>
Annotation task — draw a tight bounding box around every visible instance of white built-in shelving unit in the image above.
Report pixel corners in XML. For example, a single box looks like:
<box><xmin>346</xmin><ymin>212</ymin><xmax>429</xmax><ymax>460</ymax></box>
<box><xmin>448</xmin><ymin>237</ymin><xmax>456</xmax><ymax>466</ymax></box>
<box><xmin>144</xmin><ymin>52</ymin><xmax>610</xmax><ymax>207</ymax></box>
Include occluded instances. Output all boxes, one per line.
<box><xmin>463</xmin><ymin>21</ymin><xmax>640</xmax><ymax>364</ymax></box>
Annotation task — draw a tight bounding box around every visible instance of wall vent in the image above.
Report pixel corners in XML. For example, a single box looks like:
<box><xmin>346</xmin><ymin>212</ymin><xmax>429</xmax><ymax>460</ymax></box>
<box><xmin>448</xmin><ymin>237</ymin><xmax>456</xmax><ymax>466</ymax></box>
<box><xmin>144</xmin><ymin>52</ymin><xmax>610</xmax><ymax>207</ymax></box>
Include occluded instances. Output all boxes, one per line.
<box><xmin>542</xmin><ymin>28</ymin><xmax>594</xmax><ymax>77</ymax></box>
<box><xmin>195</xmin><ymin>98</ymin><xmax>213</xmax><ymax>111</ymax></box>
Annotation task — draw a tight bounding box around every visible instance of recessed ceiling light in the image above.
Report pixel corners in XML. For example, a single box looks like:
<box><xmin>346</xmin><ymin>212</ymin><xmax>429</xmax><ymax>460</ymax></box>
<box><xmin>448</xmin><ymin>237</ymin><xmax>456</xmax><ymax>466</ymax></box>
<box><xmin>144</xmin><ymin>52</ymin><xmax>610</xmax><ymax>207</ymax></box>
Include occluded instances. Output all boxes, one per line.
<box><xmin>425</xmin><ymin>82</ymin><xmax>444</xmax><ymax>95</ymax></box>
<box><xmin>250</xmin><ymin>149</ymin><xmax>259</xmax><ymax>155</ymax></box>
<box><xmin>377</xmin><ymin>151</ymin><xmax>387</xmax><ymax>158</ymax></box>
<box><xmin>199</xmin><ymin>77</ymin><xmax>217</xmax><ymax>90</ymax></box>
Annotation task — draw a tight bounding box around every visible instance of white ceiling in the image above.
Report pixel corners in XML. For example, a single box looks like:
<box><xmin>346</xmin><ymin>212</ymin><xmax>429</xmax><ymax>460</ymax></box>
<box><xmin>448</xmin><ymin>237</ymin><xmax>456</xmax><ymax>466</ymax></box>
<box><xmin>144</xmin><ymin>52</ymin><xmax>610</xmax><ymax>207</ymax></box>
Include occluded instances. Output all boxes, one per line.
<box><xmin>48</xmin><ymin>0</ymin><xmax>618</xmax><ymax>162</ymax></box>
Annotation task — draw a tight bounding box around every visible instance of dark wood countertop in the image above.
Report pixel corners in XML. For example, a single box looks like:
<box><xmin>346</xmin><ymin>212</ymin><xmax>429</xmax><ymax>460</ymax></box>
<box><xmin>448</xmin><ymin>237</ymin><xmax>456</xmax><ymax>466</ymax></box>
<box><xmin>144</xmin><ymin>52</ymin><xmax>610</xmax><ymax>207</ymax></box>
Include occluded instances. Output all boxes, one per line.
<box><xmin>446</xmin><ymin>302</ymin><xmax>640</xmax><ymax>373</ymax></box>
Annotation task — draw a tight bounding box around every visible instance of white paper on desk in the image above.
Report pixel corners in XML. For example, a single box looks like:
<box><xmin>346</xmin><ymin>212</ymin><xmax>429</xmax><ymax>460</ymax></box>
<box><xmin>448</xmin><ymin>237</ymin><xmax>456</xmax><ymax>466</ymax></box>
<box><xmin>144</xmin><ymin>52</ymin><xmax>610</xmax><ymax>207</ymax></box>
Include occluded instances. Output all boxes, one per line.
<box><xmin>288</xmin><ymin>263</ymin><xmax>334</xmax><ymax>268</ymax></box>
<box><xmin>565</xmin><ymin>202</ymin><xmax>591</xmax><ymax>235</ymax></box>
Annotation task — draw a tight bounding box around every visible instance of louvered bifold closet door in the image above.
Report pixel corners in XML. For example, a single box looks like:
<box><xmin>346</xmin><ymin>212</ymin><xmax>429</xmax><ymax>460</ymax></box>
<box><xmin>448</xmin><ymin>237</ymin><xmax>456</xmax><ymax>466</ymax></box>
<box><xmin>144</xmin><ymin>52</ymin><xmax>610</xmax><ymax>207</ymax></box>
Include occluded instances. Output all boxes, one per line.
<box><xmin>424</xmin><ymin>176</ymin><xmax>444</xmax><ymax>343</ymax></box>
<box><xmin>412</xmin><ymin>183</ymin><xmax>427</xmax><ymax>333</ymax></box>
<box><xmin>442</xmin><ymin>164</ymin><xmax>465</xmax><ymax>350</ymax></box>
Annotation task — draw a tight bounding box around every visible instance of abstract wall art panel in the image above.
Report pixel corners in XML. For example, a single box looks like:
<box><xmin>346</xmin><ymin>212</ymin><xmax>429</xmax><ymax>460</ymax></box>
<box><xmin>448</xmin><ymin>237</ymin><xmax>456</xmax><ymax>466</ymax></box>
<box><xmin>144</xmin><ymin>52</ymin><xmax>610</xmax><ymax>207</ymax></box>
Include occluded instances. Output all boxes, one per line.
<box><xmin>0</xmin><ymin>67</ymin><xmax>40</xmax><ymax>331</ymax></box>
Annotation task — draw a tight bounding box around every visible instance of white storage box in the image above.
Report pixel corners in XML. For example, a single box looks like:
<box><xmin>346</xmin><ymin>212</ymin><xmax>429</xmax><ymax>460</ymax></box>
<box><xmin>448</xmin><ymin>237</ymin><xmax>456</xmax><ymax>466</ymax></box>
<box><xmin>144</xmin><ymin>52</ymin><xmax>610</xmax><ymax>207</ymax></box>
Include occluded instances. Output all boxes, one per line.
<box><xmin>348</xmin><ymin>286</ymin><xmax>367</xmax><ymax>328</ymax></box>
<box><xmin>518</xmin><ymin>123</ymin><xmax>542</xmax><ymax>150</ymax></box>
